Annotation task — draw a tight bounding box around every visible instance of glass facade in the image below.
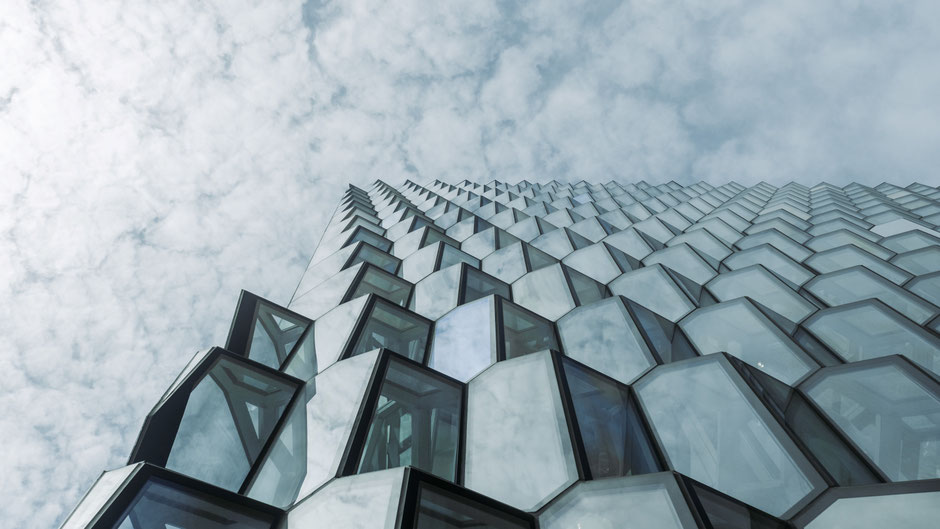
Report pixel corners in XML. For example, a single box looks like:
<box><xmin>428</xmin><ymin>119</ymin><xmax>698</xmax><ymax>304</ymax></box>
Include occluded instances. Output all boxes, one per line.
<box><xmin>64</xmin><ymin>179</ymin><xmax>940</xmax><ymax>528</ymax></box>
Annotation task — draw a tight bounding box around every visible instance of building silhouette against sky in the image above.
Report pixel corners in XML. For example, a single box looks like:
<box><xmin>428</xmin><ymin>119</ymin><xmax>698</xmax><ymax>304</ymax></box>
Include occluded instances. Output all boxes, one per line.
<box><xmin>61</xmin><ymin>178</ymin><xmax>940</xmax><ymax>528</ymax></box>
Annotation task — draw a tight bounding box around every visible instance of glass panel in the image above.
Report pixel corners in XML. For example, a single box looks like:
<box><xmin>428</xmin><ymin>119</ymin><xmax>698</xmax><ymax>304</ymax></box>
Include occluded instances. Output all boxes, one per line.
<box><xmin>511</xmin><ymin>264</ymin><xmax>576</xmax><ymax>321</ymax></box>
<box><xmin>413</xmin><ymin>482</ymin><xmax>531</xmax><ymax>529</ymax></box>
<box><xmin>805</xmin><ymin>490</ymin><xmax>940</xmax><ymax>529</ymax></box>
<box><xmin>539</xmin><ymin>474</ymin><xmax>697</xmax><ymax>529</ymax></box>
<box><xmin>806</xmin><ymin>362</ymin><xmax>940</xmax><ymax>481</ymax></box>
<box><xmin>412</xmin><ymin>264</ymin><xmax>462</xmax><ymax>320</ymax></box>
<box><xmin>111</xmin><ymin>478</ymin><xmax>274</xmax><ymax>529</ymax></box>
<box><xmin>248</xmin><ymin>303</ymin><xmax>310</xmax><ymax>369</ymax></box>
<box><xmin>350</xmin><ymin>243</ymin><xmax>400</xmax><ymax>273</ymax></box>
<box><xmin>289</xmin><ymin>469</ymin><xmax>404</xmax><ymax>529</ymax></box>
<box><xmin>565</xmin><ymin>267</ymin><xmax>608</xmax><ymax>306</ymax></box>
<box><xmin>707</xmin><ymin>266</ymin><xmax>816</xmax><ymax>323</ymax></box>
<box><xmin>609</xmin><ymin>265</ymin><xmax>696</xmax><ymax>322</ymax></box>
<box><xmin>314</xmin><ymin>296</ymin><xmax>369</xmax><ymax>372</ymax></box>
<box><xmin>805</xmin><ymin>301</ymin><xmax>940</xmax><ymax>378</ymax></box>
<box><xmin>680</xmin><ymin>299</ymin><xmax>816</xmax><ymax>384</ymax></box>
<box><xmin>806</xmin><ymin>267</ymin><xmax>939</xmax><ymax>325</ymax></box>
<box><xmin>246</xmin><ymin>398</ymin><xmax>307</xmax><ymax>507</ymax></box>
<box><xmin>430</xmin><ymin>298</ymin><xmax>496</xmax><ymax>382</ymax></box>
<box><xmin>636</xmin><ymin>356</ymin><xmax>826</xmax><ymax>516</ymax></box>
<box><xmin>482</xmin><ymin>243</ymin><xmax>530</xmax><ymax>284</ymax></box>
<box><xmin>564</xmin><ymin>360</ymin><xmax>661</xmax><ymax>478</ymax></box>
<box><xmin>501</xmin><ymin>300</ymin><xmax>558</xmax><ymax>359</ymax></box>
<box><xmin>463</xmin><ymin>267</ymin><xmax>510</xmax><ymax>304</ymax></box>
<box><xmin>165</xmin><ymin>356</ymin><xmax>296</xmax><ymax>491</ymax></box>
<box><xmin>465</xmin><ymin>352</ymin><xmax>579</xmax><ymax>511</ymax></box>
<box><xmin>687</xmin><ymin>479</ymin><xmax>789</xmax><ymax>529</ymax></box>
<box><xmin>351</xmin><ymin>301</ymin><xmax>431</xmax><ymax>363</ymax></box>
<box><xmin>557</xmin><ymin>297</ymin><xmax>655</xmax><ymax>384</ymax></box>
<box><xmin>358</xmin><ymin>359</ymin><xmax>462</xmax><ymax>481</ymax></box>
<box><xmin>294</xmin><ymin>350</ymin><xmax>379</xmax><ymax>499</ymax></box>
<box><xmin>350</xmin><ymin>266</ymin><xmax>412</xmax><ymax>306</ymax></box>
<box><xmin>61</xmin><ymin>464</ymin><xmax>140</xmax><ymax>529</ymax></box>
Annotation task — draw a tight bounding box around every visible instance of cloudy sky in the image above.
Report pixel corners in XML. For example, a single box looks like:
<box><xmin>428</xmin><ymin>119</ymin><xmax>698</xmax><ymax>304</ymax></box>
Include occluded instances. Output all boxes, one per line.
<box><xmin>2</xmin><ymin>0</ymin><xmax>940</xmax><ymax>526</ymax></box>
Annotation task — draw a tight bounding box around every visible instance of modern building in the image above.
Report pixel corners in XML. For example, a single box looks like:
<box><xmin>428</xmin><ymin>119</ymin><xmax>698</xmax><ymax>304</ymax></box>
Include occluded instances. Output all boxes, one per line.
<box><xmin>61</xmin><ymin>178</ymin><xmax>940</xmax><ymax>529</ymax></box>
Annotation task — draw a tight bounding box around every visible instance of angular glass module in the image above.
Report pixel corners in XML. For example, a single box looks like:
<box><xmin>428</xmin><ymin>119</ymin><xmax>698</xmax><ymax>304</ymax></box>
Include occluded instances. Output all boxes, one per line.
<box><xmin>557</xmin><ymin>297</ymin><xmax>656</xmax><ymax>385</ymax></box>
<box><xmin>411</xmin><ymin>481</ymin><xmax>533</xmax><ymax>529</ymax></box>
<box><xmin>803</xmin><ymin>300</ymin><xmax>940</xmax><ymax>378</ymax></box>
<box><xmin>430</xmin><ymin>297</ymin><xmax>497</xmax><ymax>382</ymax></box>
<box><xmin>804</xmin><ymin>359</ymin><xmax>940</xmax><ymax>482</ymax></box>
<box><xmin>680</xmin><ymin>298</ymin><xmax>817</xmax><ymax>384</ymax></box>
<box><xmin>227</xmin><ymin>291</ymin><xmax>313</xmax><ymax>370</ymax></box>
<box><xmin>357</xmin><ymin>358</ymin><xmax>462</xmax><ymax>482</ymax></box>
<box><xmin>802</xmin><ymin>488</ymin><xmax>940</xmax><ymax>529</ymax></box>
<box><xmin>131</xmin><ymin>350</ymin><xmax>300</xmax><ymax>493</ymax></box>
<box><xmin>465</xmin><ymin>352</ymin><xmax>578</xmax><ymax>511</ymax></box>
<box><xmin>539</xmin><ymin>473</ymin><xmax>698</xmax><ymax>529</ymax></box>
<box><xmin>635</xmin><ymin>355</ymin><xmax>826</xmax><ymax>517</ymax></box>
<box><xmin>562</xmin><ymin>360</ymin><xmax>661</xmax><ymax>478</ymax></box>
<box><xmin>288</xmin><ymin>468</ymin><xmax>405</xmax><ymax>529</ymax></box>
<box><xmin>500</xmin><ymin>299</ymin><xmax>558</xmax><ymax>359</ymax></box>
<box><xmin>106</xmin><ymin>477</ymin><xmax>277</xmax><ymax>529</ymax></box>
<box><xmin>349</xmin><ymin>298</ymin><xmax>432</xmax><ymax>363</ymax></box>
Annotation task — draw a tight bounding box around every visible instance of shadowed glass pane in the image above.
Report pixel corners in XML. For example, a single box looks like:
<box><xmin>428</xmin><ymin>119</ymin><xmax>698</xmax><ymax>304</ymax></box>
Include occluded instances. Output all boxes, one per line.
<box><xmin>414</xmin><ymin>483</ymin><xmax>531</xmax><ymax>529</ymax></box>
<box><xmin>351</xmin><ymin>301</ymin><xmax>431</xmax><ymax>363</ymax></box>
<box><xmin>501</xmin><ymin>301</ymin><xmax>558</xmax><ymax>359</ymax></box>
<box><xmin>564</xmin><ymin>360</ymin><xmax>660</xmax><ymax>478</ymax></box>
<box><xmin>166</xmin><ymin>356</ymin><xmax>296</xmax><ymax>492</ymax></box>
<box><xmin>359</xmin><ymin>360</ymin><xmax>461</xmax><ymax>481</ymax></box>
<box><xmin>113</xmin><ymin>479</ymin><xmax>274</xmax><ymax>529</ymax></box>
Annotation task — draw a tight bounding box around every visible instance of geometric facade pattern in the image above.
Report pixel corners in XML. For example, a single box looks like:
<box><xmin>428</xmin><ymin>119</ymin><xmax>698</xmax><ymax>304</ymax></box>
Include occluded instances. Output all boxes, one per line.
<box><xmin>61</xmin><ymin>179</ymin><xmax>940</xmax><ymax>528</ymax></box>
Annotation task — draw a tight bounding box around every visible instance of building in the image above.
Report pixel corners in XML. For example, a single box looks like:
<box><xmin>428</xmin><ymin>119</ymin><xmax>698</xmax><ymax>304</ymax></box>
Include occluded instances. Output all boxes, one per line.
<box><xmin>61</xmin><ymin>178</ymin><xmax>940</xmax><ymax>528</ymax></box>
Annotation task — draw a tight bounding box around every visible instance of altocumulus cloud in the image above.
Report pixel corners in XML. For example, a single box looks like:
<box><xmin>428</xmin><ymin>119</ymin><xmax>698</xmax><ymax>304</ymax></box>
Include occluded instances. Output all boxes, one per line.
<box><xmin>1</xmin><ymin>0</ymin><xmax>939</xmax><ymax>526</ymax></box>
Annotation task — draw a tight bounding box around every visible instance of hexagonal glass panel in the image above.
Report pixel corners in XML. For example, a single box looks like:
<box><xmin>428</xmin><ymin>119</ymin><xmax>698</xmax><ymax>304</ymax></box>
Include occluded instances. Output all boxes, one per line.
<box><xmin>804</xmin><ymin>300</ymin><xmax>940</xmax><ymax>378</ymax></box>
<box><xmin>557</xmin><ymin>297</ymin><xmax>656</xmax><ymax>385</ymax></box>
<box><xmin>465</xmin><ymin>352</ymin><xmax>578</xmax><ymax>511</ymax></box>
<box><xmin>635</xmin><ymin>355</ymin><xmax>826</xmax><ymax>517</ymax></box>
<box><xmin>805</xmin><ymin>359</ymin><xmax>940</xmax><ymax>482</ymax></box>
<box><xmin>805</xmin><ymin>267</ymin><xmax>939</xmax><ymax>325</ymax></box>
<box><xmin>562</xmin><ymin>360</ymin><xmax>661</xmax><ymax>478</ymax></box>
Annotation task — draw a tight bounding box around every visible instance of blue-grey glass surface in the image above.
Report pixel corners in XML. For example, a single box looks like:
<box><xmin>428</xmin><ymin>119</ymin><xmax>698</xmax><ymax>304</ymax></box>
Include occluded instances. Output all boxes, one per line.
<box><xmin>636</xmin><ymin>356</ymin><xmax>825</xmax><ymax>516</ymax></box>
<box><xmin>465</xmin><ymin>351</ymin><xmax>578</xmax><ymax>511</ymax></box>
<box><xmin>805</xmin><ymin>361</ymin><xmax>940</xmax><ymax>481</ymax></box>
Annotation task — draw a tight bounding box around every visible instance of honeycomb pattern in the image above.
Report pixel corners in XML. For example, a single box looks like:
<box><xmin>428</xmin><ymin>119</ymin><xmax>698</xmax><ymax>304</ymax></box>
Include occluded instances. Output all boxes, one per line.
<box><xmin>63</xmin><ymin>179</ymin><xmax>940</xmax><ymax>529</ymax></box>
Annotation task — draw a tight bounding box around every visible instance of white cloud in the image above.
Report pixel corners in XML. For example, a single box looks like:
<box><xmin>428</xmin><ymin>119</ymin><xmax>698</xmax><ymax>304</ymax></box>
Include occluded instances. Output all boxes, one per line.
<box><xmin>1</xmin><ymin>0</ymin><xmax>939</xmax><ymax>526</ymax></box>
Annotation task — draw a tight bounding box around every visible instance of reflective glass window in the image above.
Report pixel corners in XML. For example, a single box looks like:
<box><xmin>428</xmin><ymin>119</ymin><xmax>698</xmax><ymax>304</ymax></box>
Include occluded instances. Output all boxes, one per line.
<box><xmin>805</xmin><ymin>361</ymin><xmax>940</xmax><ymax>482</ymax></box>
<box><xmin>247</xmin><ymin>303</ymin><xmax>310</xmax><ymax>369</ymax></box>
<box><xmin>806</xmin><ymin>267</ymin><xmax>939</xmax><ymax>325</ymax></box>
<box><xmin>563</xmin><ymin>360</ymin><xmax>661</xmax><ymax>478</ymax></box>
<box><xmin>350</xmin><ymin>300</ymin><xmax>432</xmax><ymax>363</ymax></box>
<box><xmin>706</xmin><ymin>265</ymin><xmax>817</xmax><ymax>323</ymax></box>
<box><xmin>558</xmin><ymin>297</ymin><xmax>656</xmax><ymax>384</ymax></box>
<box><xmin>539</xmin><ymin>474</ymin><xmax>698</xmax><ymax>529</ymax></box>
<box><xmin>804</xmin><ymin>490</ymin><xmax>940</xmax><ymax>529</ymax></box>
<box><xmin>165</xmin><ymin>356</ymin><xmax>296</xmax><ymax>491</ymax></box>
<box><xmin>413</xmin><ymin>482</ymin><xmax>532</xmax><ymax>529</ymax></box>
<box><xmin>804</xmin><ymin>301</ymin><xmax>940</xmax><ymax>378</ymax></box>
<box><xmin>636</xmin><ymin>356</ymin><xmax>826</xmax><ymax>516</ymax></box>
<box><xmin>430</xmin><ymin>298</ymin><xmax>496</xmax><ymax>382</ymax></box>
<box><xmin>358</xmin><ymin>359</ymin><xmax>462</xmax><ymax>481</ymax></box>
<box><xmin>109</xmin><ymin>478</ymin><xmax>275</xmax><ymax>529</ymax></box>
<box><xmin>501</xmin><ymin>300</ymin><xmax>558</xmax><ymax>359</ymax></box>
<box><xmin>465</xmin><ymin>352</ymin><xmax>579</xmax><ymax>511</ymax></box>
